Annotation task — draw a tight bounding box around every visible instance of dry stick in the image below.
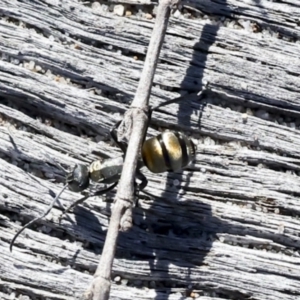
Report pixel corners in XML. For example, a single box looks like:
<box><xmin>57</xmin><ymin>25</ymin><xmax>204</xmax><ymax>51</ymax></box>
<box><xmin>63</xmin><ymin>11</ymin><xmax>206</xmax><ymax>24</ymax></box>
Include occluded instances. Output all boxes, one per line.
<box><xmin>83</xmin><ymin>0</ymin><xmax>179</xmax><ymax>299</ymax></box>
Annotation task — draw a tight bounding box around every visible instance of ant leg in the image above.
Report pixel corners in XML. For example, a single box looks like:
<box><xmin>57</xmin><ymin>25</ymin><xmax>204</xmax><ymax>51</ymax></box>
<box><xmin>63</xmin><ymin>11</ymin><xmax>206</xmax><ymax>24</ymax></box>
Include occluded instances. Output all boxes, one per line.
<box><xmin>110</xmin><ymin>114</ymin><xmax>148</xmax><ymax>206</ymax></box>
<box><xmin>110</xmin><ymin>120</ymin><xmax>128</xmax><ymax>155</ymax></box>
<box><xmin>134</xmin><ymin>170</ymin><xmax>148</xmax><ymax>207</ymax></box>
<box><xmin>150</xmin><ymin>82</ymin><xmax>209</xmax><ymax>114</ymax></box>
<box><xmin>61</xmin><ymin>181</ymin><xmax>118</xmax><ymax>216</ymax></box>
<box><xmin>136</xmin><ymin>170</ymin><xmax>148</xmax><ymax>191</ymax></box>
<box><xmin>139</xmin><ymin>85</ymin><xmax>209</xmax><ymax>146</ymax></box>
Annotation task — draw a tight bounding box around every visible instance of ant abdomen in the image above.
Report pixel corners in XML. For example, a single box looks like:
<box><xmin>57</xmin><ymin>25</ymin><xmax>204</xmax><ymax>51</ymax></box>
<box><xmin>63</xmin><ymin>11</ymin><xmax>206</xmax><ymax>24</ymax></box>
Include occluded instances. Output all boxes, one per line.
<box><xmin>142</xmin><ymin>131</ymin><xmax>196</xmax><ymax>173</ymax></box>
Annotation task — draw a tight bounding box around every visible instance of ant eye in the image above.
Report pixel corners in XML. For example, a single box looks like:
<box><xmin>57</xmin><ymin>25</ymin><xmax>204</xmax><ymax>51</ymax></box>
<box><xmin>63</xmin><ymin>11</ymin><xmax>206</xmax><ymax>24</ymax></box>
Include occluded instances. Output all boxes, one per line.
<box><xmin>67</xmin><ymin>164</ymin><xmax>90</xmax><ymax>192</ymax></box>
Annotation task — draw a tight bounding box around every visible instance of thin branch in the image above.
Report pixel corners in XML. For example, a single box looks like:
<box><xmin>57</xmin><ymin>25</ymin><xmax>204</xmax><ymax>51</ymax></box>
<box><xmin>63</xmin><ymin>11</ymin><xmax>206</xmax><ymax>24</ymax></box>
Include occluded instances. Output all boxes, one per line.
<box><xmin>83</xmin><ymin>0</ymin><xmax>178</xmax><ymax>299</ymax></box>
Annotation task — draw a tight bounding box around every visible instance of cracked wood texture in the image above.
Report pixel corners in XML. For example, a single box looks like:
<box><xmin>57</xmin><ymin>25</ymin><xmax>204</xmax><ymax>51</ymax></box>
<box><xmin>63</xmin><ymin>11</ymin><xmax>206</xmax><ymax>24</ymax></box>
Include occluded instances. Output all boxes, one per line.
<box><xmin>0</xmin><ymin>0</ymin><xmax>299</xmax><ymax>299</ymax></box>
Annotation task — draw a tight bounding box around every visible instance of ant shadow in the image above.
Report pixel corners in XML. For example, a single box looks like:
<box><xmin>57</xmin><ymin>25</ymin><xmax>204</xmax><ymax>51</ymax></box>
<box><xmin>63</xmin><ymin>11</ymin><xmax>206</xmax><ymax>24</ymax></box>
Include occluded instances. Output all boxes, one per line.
<box><xmin>117</xmin><ymin>21</ymin><xmax>222</xmax><ymax>297</ymax></box>
<box><xmin>135</xmin><ymin>18</ymin><xmax>222</xmax><ymax>298</ymax></box>
<box><xmin>132</xmin><ymin>2</ymin><xmax>274</xmax><ymax>297</ymax></box>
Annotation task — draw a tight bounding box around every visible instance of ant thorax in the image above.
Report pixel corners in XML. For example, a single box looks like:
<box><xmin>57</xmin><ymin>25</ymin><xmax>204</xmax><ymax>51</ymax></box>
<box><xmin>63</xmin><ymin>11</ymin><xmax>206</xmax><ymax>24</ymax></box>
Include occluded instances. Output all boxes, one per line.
<box><xmin>89</xmin><ymin>156</ymin><xmax>124</xmax><ymax>184</ymax></box>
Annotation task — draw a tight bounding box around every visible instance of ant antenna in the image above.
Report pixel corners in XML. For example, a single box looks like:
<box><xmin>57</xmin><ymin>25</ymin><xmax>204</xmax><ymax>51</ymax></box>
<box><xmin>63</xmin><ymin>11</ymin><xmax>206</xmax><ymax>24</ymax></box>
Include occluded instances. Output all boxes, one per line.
<box><xmin>10</xmin><ymin>183</ymin><xmax>69</xmax><ymax>252</ymax></box>
<box><xmin>7</xmin><ymin>127</ymin><xmax>77</xmax><ymax>251</ymax></box>
<box><xmin>7</xmin><ymin>126</ymin><xmax>69</xmax><ymax>175</ymax></box>
<box><xmin>43</xmin><ymin>152</ymin><xmax>69</xmax><ymax>175</ymax></box>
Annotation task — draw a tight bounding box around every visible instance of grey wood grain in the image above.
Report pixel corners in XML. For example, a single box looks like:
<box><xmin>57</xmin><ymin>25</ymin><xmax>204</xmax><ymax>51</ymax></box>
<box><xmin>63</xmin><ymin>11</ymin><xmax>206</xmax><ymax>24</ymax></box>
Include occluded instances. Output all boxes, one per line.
<box><xmin>0</xmin><ymin>0</ymin><xmax>299</xmax><ymax>299</ymax></box>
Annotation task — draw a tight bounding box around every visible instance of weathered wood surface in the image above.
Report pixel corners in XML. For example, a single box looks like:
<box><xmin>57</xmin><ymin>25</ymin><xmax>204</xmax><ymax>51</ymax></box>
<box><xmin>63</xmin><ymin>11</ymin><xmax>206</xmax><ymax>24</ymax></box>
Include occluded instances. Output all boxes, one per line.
<box><xmin>0</xmin><ymin>0</ymin><xmax>299</xmax><ymax>299</ymax></box>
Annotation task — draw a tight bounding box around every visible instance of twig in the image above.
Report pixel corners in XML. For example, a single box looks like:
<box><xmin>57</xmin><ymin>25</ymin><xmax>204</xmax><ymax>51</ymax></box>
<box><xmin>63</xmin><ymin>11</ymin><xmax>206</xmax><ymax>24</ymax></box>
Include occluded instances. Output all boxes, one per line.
<box><xmin>83</xmin><ymin>0</ymin><xmax>179</xmax><ymax>299</ymax></box>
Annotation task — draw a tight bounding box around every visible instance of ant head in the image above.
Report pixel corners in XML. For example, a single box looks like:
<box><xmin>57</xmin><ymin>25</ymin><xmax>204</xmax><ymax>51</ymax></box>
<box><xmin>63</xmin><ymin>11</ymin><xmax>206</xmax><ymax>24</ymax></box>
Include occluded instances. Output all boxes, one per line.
<box><xmin>66</xmin><ymin>164</ymin><xmax>90</xmax><ymax>192</ymax></box>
